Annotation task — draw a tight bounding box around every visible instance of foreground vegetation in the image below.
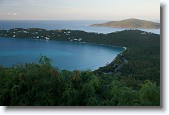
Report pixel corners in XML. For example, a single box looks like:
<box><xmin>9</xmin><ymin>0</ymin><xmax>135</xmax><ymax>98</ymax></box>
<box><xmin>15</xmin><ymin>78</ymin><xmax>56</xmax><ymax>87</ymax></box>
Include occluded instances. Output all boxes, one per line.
<box><xmin>0</xmin><ymin>28</ymin><xmax>160</xmax><ymax>106</ymax></box>
<box><xmin>0</xmin><ymin>56</ymin><xmax>160</xmax><ymax>106</ymax></box>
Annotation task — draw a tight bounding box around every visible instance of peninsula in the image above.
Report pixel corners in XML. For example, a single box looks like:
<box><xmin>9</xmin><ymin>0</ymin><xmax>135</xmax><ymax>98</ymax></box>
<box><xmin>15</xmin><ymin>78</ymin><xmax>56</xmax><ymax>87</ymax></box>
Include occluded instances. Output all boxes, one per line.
<box><xmin>90</xmin><ymin>18</ymin><xmax>160</xmax><ymax>29</ymax></box>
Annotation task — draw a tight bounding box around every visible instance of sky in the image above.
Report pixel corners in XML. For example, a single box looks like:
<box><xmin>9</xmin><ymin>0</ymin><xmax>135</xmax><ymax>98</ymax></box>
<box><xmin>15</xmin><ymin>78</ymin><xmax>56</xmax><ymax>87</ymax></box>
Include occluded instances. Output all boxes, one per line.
<box><xmin>0</xmin><ymin>0</ymin><xmax>160</xmax><ymax>21</ymax></box>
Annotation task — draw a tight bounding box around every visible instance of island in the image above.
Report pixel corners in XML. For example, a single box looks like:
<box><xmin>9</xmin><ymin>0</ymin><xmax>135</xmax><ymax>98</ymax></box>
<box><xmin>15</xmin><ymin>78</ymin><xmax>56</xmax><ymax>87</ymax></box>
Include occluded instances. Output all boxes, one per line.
<box><xmin>90</xmin><ymin>18</ymin><xmax>160</xmax><ymax>29</ymax></box>
<box><xmin>0</xmin><ymin>28</ymin><xmax>160</xmax><ymax>106</ymax></box>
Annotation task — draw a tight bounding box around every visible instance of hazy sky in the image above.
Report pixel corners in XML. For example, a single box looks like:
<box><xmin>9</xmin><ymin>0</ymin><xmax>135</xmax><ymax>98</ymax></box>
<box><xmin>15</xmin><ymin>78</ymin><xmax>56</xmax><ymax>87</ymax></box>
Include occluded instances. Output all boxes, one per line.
<box><xmin>0</xmin><ymin>0</ymin><xmax>160</xmax><ymax>20</ymax></box>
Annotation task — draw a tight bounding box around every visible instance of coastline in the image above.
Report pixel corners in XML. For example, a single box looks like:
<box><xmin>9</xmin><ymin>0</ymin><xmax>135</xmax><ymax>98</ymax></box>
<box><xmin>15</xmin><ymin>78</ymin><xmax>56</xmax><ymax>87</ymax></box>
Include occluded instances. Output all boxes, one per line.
<box><xmin>0</xmin><ymin>28</ymin><xmax>159</xmax><ymax>72</ymax></box>
<box><xmin>0</xmin><ymin>36</ymin><xmax>125</xmax><ymax>71</ymax></box>
<box><xmin>0</xmin><ymin>36</ymin><xmax>126</xmax><ymax>51</ymax></box>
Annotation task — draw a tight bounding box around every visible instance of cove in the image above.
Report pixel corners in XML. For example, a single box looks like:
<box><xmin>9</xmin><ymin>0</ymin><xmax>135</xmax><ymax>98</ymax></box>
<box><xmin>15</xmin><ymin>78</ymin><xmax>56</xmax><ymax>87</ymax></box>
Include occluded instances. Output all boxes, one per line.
<box><xmin>0</xmin><ymin>37</ymin><xmax>125</xmax><ymax>70</ymax></box>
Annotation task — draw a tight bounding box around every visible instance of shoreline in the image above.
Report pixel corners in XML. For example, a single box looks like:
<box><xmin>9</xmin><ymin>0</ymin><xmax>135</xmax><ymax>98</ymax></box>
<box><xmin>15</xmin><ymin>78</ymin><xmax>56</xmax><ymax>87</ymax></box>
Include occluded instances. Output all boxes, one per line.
<box><xmin>0</xmin><ymin>28</ymin><xmax>159</xmax><ymax>72</ymax></box>
<box><xmin>0</xmin><ymin>36</ymin><xmax>126</xmax><ymax>50</ymax></box>
<box><xmin>0</xmin><ymin>36</ymin><xmax>126</xmax><ymax>71</ymax></box>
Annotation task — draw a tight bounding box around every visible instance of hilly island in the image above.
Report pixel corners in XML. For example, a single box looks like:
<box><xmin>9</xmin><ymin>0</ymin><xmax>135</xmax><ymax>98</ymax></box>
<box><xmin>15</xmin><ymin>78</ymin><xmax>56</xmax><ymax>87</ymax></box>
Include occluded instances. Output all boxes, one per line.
<box><xmin>0</xmin><ymin>28</ymin><xmax>160</xmax><ymax>106</ymax></box>
<box><xmin>90</xmin><ymin>18</ymin><xmax>160</xmax><ymax>29</ymax></box>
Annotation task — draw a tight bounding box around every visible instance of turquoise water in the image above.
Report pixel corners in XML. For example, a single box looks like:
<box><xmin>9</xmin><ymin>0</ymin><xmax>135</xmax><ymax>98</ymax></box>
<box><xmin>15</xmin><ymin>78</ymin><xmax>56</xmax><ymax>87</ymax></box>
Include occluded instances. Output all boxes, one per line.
<box><xmin>0</xmin><ymin>38</ymin><xmax>124</xmax><ymax>70</ymax></box>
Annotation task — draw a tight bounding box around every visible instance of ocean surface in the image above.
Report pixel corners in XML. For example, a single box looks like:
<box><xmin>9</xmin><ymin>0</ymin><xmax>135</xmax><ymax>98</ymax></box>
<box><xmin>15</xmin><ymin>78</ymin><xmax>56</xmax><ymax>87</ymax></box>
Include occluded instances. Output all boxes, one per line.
<box><xmin>0</xmin><ymin>38</ymin><xmax>124</xmax><ymax>70</ymax></box>
<box><xmin>0</xmin><ymin>20</ymin><xmax>160</xmax><ymax>34</ymax></box>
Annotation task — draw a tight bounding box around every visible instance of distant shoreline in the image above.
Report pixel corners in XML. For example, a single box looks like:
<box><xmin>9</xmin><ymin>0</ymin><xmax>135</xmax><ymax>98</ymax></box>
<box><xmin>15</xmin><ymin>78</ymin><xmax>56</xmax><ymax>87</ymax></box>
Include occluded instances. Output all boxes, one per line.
<box><xmin>0</xmin><ymin>20</ymin><xmax>160</xmax><ymax>34</ymax></box>
<box><xmin>90</xmin><ymin>18</ymin><xmax>160</xmax><ymax>29</ymax></box>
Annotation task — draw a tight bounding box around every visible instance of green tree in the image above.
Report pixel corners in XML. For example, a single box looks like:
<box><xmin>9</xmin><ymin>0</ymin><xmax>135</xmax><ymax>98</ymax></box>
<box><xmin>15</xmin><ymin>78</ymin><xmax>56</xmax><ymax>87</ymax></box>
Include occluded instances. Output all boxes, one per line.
<box><xmin>139</xmin><ymin>80</ymin><xmax>160</xmax><ymax>106</ymax></box>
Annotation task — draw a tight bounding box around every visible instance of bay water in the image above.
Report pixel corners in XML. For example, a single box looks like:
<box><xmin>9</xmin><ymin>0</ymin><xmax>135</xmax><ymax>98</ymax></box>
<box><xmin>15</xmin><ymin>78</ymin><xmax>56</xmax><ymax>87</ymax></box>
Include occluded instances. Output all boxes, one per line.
<box><xmin>0</xmin><ymin>37</ymin><xmax>124</xmax><ymax>70</ymax></box>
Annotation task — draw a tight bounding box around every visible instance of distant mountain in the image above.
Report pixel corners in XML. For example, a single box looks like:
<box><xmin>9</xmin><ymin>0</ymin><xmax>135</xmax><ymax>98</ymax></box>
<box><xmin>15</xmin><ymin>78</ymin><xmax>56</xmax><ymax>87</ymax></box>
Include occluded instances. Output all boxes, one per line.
<box><xmin>90</xmin><ymin>18</ymin><xmax>160</xmax><ymax>29</ymax></box>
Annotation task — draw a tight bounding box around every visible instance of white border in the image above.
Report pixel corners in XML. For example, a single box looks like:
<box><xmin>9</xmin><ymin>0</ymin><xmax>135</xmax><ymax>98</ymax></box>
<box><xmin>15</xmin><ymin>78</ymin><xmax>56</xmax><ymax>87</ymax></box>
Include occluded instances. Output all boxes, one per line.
<box><xmin>0</xmin><ymin>0</ymin><xmax>168</xmax><ymax>115</ymax></box>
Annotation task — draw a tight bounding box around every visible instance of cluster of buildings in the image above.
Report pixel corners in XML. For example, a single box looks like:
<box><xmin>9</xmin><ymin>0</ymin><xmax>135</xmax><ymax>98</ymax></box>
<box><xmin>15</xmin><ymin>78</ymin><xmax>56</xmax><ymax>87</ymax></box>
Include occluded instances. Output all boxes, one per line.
<box><xmin>0</xmin><ymin>28</ymin><xmax>85</xmax><ymax>42</ymax></box>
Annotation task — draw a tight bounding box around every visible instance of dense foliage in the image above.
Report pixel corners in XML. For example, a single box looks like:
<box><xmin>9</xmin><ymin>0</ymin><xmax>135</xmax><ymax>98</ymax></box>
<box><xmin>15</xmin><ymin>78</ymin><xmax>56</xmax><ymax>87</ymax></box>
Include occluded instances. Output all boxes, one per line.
<box><xmin>0</xmin><ymin>56</ymin><xmax>160</xmax><ymax>106</ymax></box>
<box><xmin>0</xmin><ymin>29</ymin><xmax>160</xmax><ymax>106</ymax></box>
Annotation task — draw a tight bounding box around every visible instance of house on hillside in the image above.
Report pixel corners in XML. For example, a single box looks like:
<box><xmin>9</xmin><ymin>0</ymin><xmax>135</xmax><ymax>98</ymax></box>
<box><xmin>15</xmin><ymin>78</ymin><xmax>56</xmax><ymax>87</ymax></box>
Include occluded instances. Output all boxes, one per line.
<box><xmin>141</xmin><ymin>32</ymin><xmax>146</xmax><ymax>35</ymax></box>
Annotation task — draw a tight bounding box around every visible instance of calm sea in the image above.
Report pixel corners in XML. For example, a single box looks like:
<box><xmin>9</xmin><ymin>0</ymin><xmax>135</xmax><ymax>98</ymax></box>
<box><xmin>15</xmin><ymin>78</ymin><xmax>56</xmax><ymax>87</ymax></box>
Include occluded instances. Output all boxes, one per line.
<box><xmin>0</xmin><ymin>38</ymin><xmax>124</xmax><ymax>70</ymax></box>
<box><xmin>0</xmin><ymin>20</ymin><xmax>160</xmax><ymax>34</ymax></box>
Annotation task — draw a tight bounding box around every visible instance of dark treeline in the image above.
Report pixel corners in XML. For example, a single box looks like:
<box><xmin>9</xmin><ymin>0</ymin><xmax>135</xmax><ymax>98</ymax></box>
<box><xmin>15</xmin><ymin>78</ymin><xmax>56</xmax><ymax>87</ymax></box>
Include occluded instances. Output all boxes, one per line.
<box><xmin>0</xmin><ymin>28</ymin><xmax>160</xmax><ymax>106</ymax></box>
